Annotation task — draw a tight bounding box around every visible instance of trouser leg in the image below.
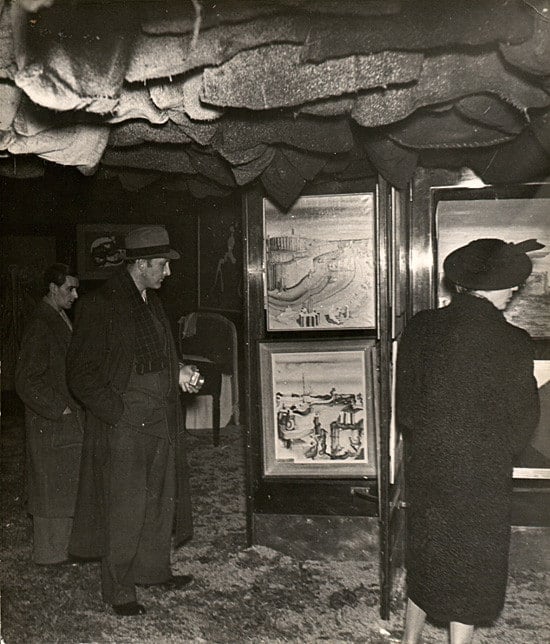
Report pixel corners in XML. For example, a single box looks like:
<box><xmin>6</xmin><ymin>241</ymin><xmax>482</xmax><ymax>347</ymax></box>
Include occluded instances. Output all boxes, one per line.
<box><xmin>101</xmin><ymin>427</ymin><xmax>149</xmax><ymax>605</ymax></box>
<box><xmin>32</xmin><ymin>515</ymin><xmax>73</xmax><ymax>564</ymax></box>
<box><xmin>101</xmin><ymin>427</ymin><xmax>175</xmax><ymax>604</ymax></box>
<box><xmin>132</xmin><ymin>439</ymin><xmax>175</xmax><ymax>585</ymax></box>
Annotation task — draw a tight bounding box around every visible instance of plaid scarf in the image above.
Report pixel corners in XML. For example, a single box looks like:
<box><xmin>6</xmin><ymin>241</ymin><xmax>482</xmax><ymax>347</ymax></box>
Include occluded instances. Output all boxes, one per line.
<box><xmin>118</xmin><ymin>270</ymin><xmax>167</xmax><ymax>374</ymax></box>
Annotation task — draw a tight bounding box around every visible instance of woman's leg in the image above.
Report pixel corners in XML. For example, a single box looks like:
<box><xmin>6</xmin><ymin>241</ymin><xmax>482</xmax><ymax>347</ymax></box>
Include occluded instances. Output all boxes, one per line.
<box><xmin>450</xmin><ymin>622</ymin><xmax>474</xmax><ymax>644</ymax></box>
<box><xmin>402</xmin><ymin>598</ymin><xmax>426</xmax><ymax>643</ymax></box>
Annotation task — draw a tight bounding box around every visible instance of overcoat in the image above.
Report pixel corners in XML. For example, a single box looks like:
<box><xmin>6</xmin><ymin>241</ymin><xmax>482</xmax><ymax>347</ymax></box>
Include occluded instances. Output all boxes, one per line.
<box><xmin>15</xmin><ymin>299</ymin><xmax>83</xmax><ymax>517</ymax></box>
<box><xmin>66</xmin><ymin>270</ymin><xmax>193</xmax><ymax>558</ymax></box>
<box><xmin>396</xmin><ymin>293</ymin><xmax>539</xmax><ymax>625</ymax></box>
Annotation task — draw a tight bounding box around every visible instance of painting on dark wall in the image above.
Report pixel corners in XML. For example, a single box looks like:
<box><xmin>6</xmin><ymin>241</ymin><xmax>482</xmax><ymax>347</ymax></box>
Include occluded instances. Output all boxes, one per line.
<box><xmin>77</xmin><ymin>224</ymin><xmax>144</xmax><ymax>280</ymax></box>
<box><xmin>259</xmin><ymin>339</ymin><xmax>377</xmax><ymax>478</ymax></box>
<box><xmin>263</xmin><ymin>193</ymin><xmax>376</xmax><ymax>332</ymax></box>
<box><xmin>197</xmin><ymin>211</ymin><xmax>242</xmax><ymax>313</ymax></box>
<box><xmin>434</xmin><ymin>188</ymin><xmax>550</xmax><ymax>338</ymax></box>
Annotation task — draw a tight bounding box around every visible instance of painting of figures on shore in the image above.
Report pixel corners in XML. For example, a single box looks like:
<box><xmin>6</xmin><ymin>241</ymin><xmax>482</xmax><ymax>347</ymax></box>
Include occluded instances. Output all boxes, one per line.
<box><xmin>436</xmin><ymin>196</ymin><xmax>550</xmax><ymax>338</ymax></box>
<box><xmin>263</xmin><ymin>194</ymin><xmax>376</xmax><ymax>331</ymax></box>
<box><xmin>260</xmin><ymin>341</ymin><xmax>376</xmax><ymax>478</ymax></box>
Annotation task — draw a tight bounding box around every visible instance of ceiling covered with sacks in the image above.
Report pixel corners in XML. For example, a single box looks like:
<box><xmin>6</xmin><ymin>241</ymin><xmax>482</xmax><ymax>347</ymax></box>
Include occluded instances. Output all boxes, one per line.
<box><xmin>1</xmin><ymin>0</ymin><xmax>550</xmax><ymax>209</ymax></box>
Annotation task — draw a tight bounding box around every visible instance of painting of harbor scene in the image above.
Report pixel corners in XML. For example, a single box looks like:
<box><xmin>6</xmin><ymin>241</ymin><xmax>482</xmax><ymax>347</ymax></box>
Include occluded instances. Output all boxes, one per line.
<box><xmin>436</xmin><ymin>197</ymin><xmax>550</xmax><ymax>338</ymax></box>
<box><xmin>260</xmin><ymin>341</ymin><xmax>376</xmax><ymax>478</ymax></box>
<box><xmin>263</xmin><ymin>193</ymin><xmax>376</xmax><ymax>331</ymax></box>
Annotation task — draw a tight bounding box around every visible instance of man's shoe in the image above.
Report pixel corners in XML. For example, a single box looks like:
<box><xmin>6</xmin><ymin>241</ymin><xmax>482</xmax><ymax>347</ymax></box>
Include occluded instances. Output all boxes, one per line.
<box><xmin>112</xmin><ymin>601</ymin><xmax>146</xmax><ymax>617</ymax></box>
<box><xmin>138</xmin><ymin>574</ymin><xmax>194</xmax><ymax>590</ymax></box>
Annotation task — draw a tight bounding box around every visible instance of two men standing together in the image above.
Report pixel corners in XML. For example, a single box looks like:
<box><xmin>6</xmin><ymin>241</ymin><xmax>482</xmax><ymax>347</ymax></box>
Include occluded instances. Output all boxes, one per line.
<box><xmin>16</xmin><ymin>226</ymin><xmax>200</xmax><ymax>617</ymax></box>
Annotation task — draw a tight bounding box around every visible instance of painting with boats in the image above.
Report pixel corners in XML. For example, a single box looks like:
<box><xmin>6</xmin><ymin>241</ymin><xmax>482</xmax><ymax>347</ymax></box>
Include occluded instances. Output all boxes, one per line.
<box><xmin>260</xmin><ymin>340</ymin><xmax>377</xmax><ymax>478</ymax></box>
<box><xmin>263</xmin><ymin>193</ymin><xmax>376</xmax><ymax>331</ymax></box>
<box><xmin>435</xmin><ymin>193</ymin><xmax>550</xmax><ymax>339</ymax></box>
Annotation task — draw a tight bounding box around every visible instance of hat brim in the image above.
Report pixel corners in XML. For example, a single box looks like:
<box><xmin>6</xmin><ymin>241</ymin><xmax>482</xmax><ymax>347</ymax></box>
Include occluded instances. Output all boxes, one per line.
<box><xmin>125</xmin><ymin>248</ymin><xmax>180</xmax><ymax>261</ymax></box>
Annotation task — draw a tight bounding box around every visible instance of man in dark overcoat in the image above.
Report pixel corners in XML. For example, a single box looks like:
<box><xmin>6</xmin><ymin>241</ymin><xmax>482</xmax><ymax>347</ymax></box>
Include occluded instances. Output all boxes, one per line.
<box><xmin>15</xmin><ymin>263</ymin><xmax>83</xmax><ymax>565</ymax></box>
<box><xmin>397</xmin><ymin>239</ymin><xmax>542</xmax><ymax>644</ymax></box>
<box><xmin>67</xmin><ymin>226</ymin><xmax>201</xmax><ymax>617</ymax></box>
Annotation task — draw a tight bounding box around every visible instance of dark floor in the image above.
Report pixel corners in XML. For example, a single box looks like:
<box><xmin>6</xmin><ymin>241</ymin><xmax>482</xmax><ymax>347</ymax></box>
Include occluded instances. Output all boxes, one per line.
<box><xmin>1</xmin><ymin>394</ymin><xmax>550</xmax><ymax>643</ymax></box>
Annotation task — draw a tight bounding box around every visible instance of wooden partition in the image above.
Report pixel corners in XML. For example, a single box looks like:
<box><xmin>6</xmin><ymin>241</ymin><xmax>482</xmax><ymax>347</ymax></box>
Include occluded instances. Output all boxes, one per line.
<box><xmin>242</xmin><ymin>178</ymin><xmax>409</xmax><ymax>618</ymax></box>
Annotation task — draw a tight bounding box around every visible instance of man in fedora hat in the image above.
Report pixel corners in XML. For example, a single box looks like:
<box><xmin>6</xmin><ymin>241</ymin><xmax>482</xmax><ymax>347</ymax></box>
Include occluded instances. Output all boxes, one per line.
<box><xmin>397</xmin><ymin>239</ymin><xmax>542</xmax><ymax>644</ymax></box>
<box><xmin>67</xmin><ymin>225</ymin><xmax>201</xmax><ymax>616</ymax></box>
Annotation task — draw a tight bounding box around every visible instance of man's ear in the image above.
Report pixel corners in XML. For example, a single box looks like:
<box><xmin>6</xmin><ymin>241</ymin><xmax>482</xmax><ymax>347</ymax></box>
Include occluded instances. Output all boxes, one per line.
<box><xmin>48</xmin><ymin>282</ymin><xmax>57</xmax><ymax>296</ymax></box>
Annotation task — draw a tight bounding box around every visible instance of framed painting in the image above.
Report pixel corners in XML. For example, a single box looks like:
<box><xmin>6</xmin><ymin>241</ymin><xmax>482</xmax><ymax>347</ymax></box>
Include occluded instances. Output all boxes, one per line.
<box><xmin>259</xmin><ymin>339</ymin><xmax>377</xmax><ymax>478</ymax></box>
<box><xmin>433</xmin><ymin>184</ymin><xmax>550</xmax><ymax>338</ymax></box>
<box><xmin>77</xmin><ymin>224</ymin><xmax>144</xmax><ymax>280</ymax></box>
<box><xmin>513</xmin><ymin>359</ymin><xmax>550</xmax><ymax>479</ymax></box>
<box><xmin>263</xmin><ymin>193</ymin><xmax>376</xmax><ymax>331</ymax></box>
<box><xmin>197</xmin><ymin>210</ymin><xmax>242</xmax><ymax>312</ymax></box>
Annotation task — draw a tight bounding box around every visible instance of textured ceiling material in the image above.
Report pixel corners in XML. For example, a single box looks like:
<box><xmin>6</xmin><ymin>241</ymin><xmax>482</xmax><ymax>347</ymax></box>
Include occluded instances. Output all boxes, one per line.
<box><xmin>201</xmin><ymin>45</ymin><xmax>423</xmax><ymax>109</ymax></box>
<box><xmin>299</xmin><ymin>0</ymin><xmax>534</xmax><ymax>62</ymax></box>
<box><xmin>348</xmin><ymin>50</ymin><xmax>550</xmax><ymax>128</ymax></box>
<box><xmin>102</xmin><ymin>143</ymin><xmax>196</xmax><ymax>174</ymax></box>
<box><xmin>108</xmin><ymin>120</ymin><xmax>193</xmax><ymax>147</ymax></box>
<box><xmin>148</xmin><ymin>72</ymin><xmax>224</xmax><ymax>121</ymax></box>
<box><xmin>5</xmin><ymin>122</ymin><xmax>108</xmax><ymax>171</ymax></box>
<box><xmin>361</xmin><ymin>132</ymin><xmax>419</xmax><ymax>190</ymax></box>
<box><xmin>1</xmin><ymin>0</ymin><xmax>550</xmax><ymax>209</ymax></box>
<box><xmin>0</xmin><ymin>0</ymin><xmax>16</xmax><ymax>78</ymax></box>
<box><xmin>532</xmin><ymin>106</ymin><xmax>550</xmax><ymax>153</ymax></box>
<box><xmin>386</xmin><ymin>107</ymin><xmax>520</xmax><ymax>149</ymax></box>
<box><xmin>229</xmin><ymin>147</ymin><xmax>276</xmax><ymax>186</ymax></box>
<box><xmin>219</xmin><ymin>113</ymin><xmax>354</xmax><ymax>154</ymax></box>
<box><xmin>14</xmin><ymin>1</ymin><xmax>137</xmax><ymax>112</ymax></box>
<box><xmin>499</xmin><ymin>2</ymin><xmax>550</xmax><ymax>76</ymax></box>
<box><xmin>127</xmin><ymin>14</ymin><xmax>310</xmax><ymax>82</ymax></box>
<box><xmin>454</xmin><ymin>95</ymin><xmax>527</xmax><ymax>135</ymax></box>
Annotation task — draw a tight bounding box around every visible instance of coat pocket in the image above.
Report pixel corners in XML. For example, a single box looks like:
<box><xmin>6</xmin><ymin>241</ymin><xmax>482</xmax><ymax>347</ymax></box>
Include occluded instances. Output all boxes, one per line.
<box><xmin>52</xmin><ymin>412</ymin><xmax>84</xmax><ymax>448</ymax></box>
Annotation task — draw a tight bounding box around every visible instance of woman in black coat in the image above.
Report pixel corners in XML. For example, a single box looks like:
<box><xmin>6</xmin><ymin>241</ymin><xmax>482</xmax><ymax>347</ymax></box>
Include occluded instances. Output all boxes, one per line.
<box><xmin>397</xmin><ymin>239</ymin><xmax>541</xmax><ymax>644</ymax></box>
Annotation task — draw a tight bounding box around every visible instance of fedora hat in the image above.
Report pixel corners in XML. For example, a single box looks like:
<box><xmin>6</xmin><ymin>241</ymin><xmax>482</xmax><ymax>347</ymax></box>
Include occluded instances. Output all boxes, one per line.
<box><xmin>443</xmin><ymin>238</ymin><xmax>544</xmax><ymax>290</ymax></box>
<box><xmin>124</xmin><ymin>226</ymin><xmax>180</xmax><ymax>260</ymax></box>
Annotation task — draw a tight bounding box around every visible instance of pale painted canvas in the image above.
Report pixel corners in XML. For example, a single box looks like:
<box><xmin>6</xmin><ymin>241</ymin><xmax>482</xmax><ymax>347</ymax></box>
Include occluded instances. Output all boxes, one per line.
<box><xmin>263</xmin><ymin>194</ymin><xmax>376</xmax><ymax>331</ymax></box>
<box><xmin>436</xmin><ymin>198</ymin><xmax>550</xmax><ymax>338</ymax></box>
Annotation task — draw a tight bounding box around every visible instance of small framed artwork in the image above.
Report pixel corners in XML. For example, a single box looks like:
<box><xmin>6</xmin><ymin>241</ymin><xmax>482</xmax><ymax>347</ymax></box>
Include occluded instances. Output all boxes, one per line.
<box><xmin>513</xmin><ymin>359</ymin><xmax>550</xmax><ymax>479</ymax></box>
<box><xmin>263</xmin><ymin>193</ymin><xmax>376</xmax><ymax>331</ymax></box>
<box><xmin>433</xmin><ymin>183</ymin><xmax>550</xmax><ymax>338</ymax></box>
<box><xmin>259</xmin><ymin>339</ymin><xmax>377</xmax><ymax>478</ymax></box>
<box><xmin>197</xmin><ymin>210</ymin><xmax>242</xmax><ymax>312</ymax></box>
<box><xmin>77</xmin><ymin>224</ymin><xmax>144</xmax><ymax>280</ymax></box>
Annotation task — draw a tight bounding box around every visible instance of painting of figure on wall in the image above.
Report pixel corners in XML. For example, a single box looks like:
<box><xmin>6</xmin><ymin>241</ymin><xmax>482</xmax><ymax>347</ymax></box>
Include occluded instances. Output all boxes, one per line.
<box><xmin>259</xmin><ymin>340</ymin><xmax>377</xmax><ymax>478</ymax></box>
<box><xmin>263</xmin><ymin>193</ymin><xmax>376</xmax><ymax>331</ymax></box>
<box><xmin>198</xmin><ymin>211</ymin><xmax>242</xmax><ymax>312</ymax></box>
<box><xmin>436</xmin><ymin>195</ymin><xmax>550</xmax><ymax>338</ymax></box>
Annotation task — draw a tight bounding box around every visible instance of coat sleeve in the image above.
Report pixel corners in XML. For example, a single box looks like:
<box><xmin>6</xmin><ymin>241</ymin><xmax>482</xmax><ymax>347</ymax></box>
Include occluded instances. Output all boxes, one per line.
<box><xmin>15</xmin><ymin>318</ymin><xmax>67</xmax><ymax>420</ymax></box>
<box><xmin>66</xmin><ymin>294</ymin><xmax>124</xmax><ymax>427</ymax></box>
<box><xmin>504</xmin><ymin>330</ymin><xmax>540</xmax><ymax>456</ymax></box>
<box><xmin>395</xmin><ymin>312</ymin><xmax>429</xmax><ymax>435</ymax></box>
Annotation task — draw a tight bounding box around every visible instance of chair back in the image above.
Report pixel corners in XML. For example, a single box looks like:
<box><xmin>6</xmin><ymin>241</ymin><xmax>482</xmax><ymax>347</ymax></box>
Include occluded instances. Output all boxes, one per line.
<box><xmin>178</xmin><ymin>311</ymin><xmax>240</xmax><ymax>423</ymax></box>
